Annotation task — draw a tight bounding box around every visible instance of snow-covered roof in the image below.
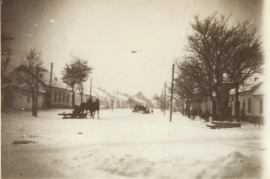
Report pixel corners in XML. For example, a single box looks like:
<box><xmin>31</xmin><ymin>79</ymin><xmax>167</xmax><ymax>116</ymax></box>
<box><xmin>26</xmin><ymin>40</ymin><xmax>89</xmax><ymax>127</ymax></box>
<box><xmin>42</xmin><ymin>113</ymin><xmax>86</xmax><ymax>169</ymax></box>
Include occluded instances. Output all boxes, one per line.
<box><xmin>252</xmin><ymin>82</ymin><xmax>264</xmax><ymax>96</ymax></box>
<box><xmin>97</xmin><ymin>88</ymin><xmax>113</xmax><ymax>98</ymax></box>
<box><xmin>134</xmin><ymin>97</ymin><xmax>146</xmax><ymax>104</ymax></box>
<box><xmin>39</xmin><ymin>70</ymin><xmax>70</xmax><ymax>90</ymax></box>
<box><xmin>93</xmin><ymin>88</ymin><xmax>110</xmax><ymax>98</ymax></box>
<box><xmin>230</xmin><ymin>74</ymin><xmax>265</xmax><ymax>95</ymax></box>
<box><xmin>116</xmin><ymin>93</ymin><xmax>129</xmax><ymax>101</ymax></box>
<box><xmin>133</xmin><ymin>92</ymin><xmax>154</xmax><ymax>107</ymax></box>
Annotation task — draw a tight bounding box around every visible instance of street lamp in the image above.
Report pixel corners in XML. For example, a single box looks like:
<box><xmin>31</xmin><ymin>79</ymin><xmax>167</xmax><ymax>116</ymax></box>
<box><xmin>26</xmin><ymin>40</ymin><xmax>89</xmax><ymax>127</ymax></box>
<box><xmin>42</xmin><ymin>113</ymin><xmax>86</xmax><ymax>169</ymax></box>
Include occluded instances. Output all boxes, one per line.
<box><xmin>223</xmin><ymin>73</ymin><xmax>229</xmax><ymax>81</ymax></box>
<box><xmin>220</xmin><ymin>72</ymin><xmax>231</xmax><ymax>121</ymax></box>
<box><xmin>222</xmin><ymin>71</ymin><xmax>247</xmax><ymax>123</ymax></box>
<box><xmin>212</xmin><ymin>91</ymin><xmax>217</xmax><ymax>122</ymax></box>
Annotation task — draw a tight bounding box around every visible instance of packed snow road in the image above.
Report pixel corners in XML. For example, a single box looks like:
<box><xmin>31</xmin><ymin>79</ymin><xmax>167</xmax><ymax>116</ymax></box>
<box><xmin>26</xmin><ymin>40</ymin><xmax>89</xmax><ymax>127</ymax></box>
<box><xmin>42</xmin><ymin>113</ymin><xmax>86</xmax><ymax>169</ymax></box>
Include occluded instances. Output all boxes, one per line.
<box><xmin>1</xmin><ymin>109</ymin><xmax>267</xmax><ymax>178</ymax></box>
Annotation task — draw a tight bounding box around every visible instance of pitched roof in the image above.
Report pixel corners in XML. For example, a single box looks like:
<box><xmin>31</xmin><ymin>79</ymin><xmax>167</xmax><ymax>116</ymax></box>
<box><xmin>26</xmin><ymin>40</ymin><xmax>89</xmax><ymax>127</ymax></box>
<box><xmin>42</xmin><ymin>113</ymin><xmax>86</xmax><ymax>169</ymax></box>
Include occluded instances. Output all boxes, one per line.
<box><xmin>230</xmin><ymin>74</ymin><xmax>265</xmax><ymax>95</ymax></box>
<box><xmin>96</xmin><ymin>88</ymin><xmax>113</xmax><ymax>98</ymax></box>
<box><xmin>39</xmin><ymin>71</ymin><xmax>70</xmax><ymax>89</ymax></box>
<box><xmin>133</xmin><ymin>92</ymin><xmax>154</xmax><ymax>107</ymax></box>
<box><xmin>116</xmin><ymin>92</ymin><xmax>129</xmax><ymax>101</ymax></box>
<box><xmin>93</xmin><ymin>88</ymin><xmax>110</xmax><ymax>98</ymax></box>
<box><xmin>252</xmin><ymin>82</ymin><xmax>264</xmax><ymax>96</ymax></box>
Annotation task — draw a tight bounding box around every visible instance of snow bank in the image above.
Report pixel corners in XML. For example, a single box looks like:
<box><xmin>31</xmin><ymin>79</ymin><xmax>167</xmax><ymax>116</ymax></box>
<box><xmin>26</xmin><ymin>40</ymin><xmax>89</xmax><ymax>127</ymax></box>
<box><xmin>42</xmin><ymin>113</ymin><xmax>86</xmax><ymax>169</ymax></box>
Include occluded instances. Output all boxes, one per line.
<box><xmin>60</xmin><ymin>146</ymin><xmax>263</xmax><ymax>179</ymax></box>
<box><xmin>192</xmin><ymin>151</ymin><xmax>263</xmax><ymax>179</ymax></box>
<box><xmin>1</xmin><ymin>109</ymin><xmax>266</xmax><ymax>178</ymax></box>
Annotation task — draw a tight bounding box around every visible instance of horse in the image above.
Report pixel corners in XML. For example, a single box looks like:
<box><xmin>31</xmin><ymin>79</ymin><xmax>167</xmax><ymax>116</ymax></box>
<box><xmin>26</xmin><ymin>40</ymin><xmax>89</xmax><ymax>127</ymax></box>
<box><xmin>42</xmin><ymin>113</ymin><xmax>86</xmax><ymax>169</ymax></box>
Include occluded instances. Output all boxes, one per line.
<box><xmin>89</xmin><ymin>99</ymin><xmax>99</xmax><ymax>118</ymax></box>
<box><xmin>80</xmin><ymin>98</ymin><xmax>100</xmax><ymax>118</ymax></box>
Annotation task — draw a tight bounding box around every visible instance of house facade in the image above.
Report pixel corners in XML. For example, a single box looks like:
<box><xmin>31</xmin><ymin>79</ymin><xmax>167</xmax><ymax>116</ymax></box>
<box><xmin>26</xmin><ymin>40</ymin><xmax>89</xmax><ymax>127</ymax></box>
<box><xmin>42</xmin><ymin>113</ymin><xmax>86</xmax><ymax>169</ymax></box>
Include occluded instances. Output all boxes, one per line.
<box><xmin>229</xmin><ymin>82</ymin><xmax>264</xmax><ymax>122</ymax></box>
<box><xmin>50</xmin><ymin>87</ymin><xmax>73</xmax><ymax>108</ymax></box>
<box><xmin>1</xmin><ymin>66</ymin><xmax>48</xmax><ymax>111</ymax></box>
<box><xmin>115</xmin><ymin>92</ymin><xmax>129</xmax><ymax>108</ymax></box>
<box><xmin>133</xmin><ymin>92</ymin><xmax>155</xmax><ymax>108</ymax></box>
<box><xmin>185</xmin><ymin>76</ymin><xmax>264</xmax><ymax>123</ymax></box>
<box><xmin>2</xmin><ymin>65</ymin><xmax>154</xmax><ymax>111</ymax></box>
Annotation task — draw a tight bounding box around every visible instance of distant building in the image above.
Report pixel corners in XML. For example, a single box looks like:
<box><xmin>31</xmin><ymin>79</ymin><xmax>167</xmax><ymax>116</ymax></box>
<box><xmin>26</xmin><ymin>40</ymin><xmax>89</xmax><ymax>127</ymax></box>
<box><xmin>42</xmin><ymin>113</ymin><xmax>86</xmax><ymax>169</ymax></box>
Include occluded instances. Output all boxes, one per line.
<box><xmin>40</xmin><ymin>71</ymin><xmax>73</xmax><ymax>108</ymax></box>
<box><xmin>229</xmin><ymin>81</ymin><xmax>264</xmax><ymax>123</ymax></box>
<box><xmin>2</xmin><ymin>65</ymin><xmax>155</xmax><ymax>111</ymax></box>
<box><xmin>133</xmin><ymin>92</ymin><xmax>154</xmax><ymax>108</ymax></box>
<box><xmin>2</xmin><ymin>65</ymin><xmax>121</xmax><ymax>111</ymax></box>
<box><xmin>1</xmin><ymin>75</ymin><xmax>14</xmax><ymax>111</ymax></box>
<box><xmin>115</xmin><ymin>92</ymin><xmax>129</xmax><ymax>108</ymax></box>
<box><xmin>187</xmin><ymin>73</ymin><xmax>264</xmax><ymax>123</ymax></box>
<box><xmin>2</xmin><ymin>65</ymin><xmax>48</xmax><ymax>111</ymax></box>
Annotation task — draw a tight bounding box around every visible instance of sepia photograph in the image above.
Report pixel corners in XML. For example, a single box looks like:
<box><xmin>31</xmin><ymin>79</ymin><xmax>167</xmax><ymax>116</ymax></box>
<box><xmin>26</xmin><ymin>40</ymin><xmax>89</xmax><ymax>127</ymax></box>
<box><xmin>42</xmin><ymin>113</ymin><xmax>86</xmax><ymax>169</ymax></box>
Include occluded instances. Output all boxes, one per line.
<box><xmin>1</xmin><ymin>0</ymin><xmax>268</xmax><ymax>178</ymax></box>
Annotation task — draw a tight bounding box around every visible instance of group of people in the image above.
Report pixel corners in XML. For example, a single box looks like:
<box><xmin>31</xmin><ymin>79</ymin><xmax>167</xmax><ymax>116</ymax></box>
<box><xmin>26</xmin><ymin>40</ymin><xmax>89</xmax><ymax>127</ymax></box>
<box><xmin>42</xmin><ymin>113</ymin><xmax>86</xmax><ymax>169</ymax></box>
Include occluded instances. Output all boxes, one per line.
<box><xmin>184</xmin><ymin>106</ymin><xmax>247</xmax><ymax>123</ymax></box>
<box><xmin>133</xmin><ymin>105</ymin><xmax>153</xmax><ymax>114</ymax></box>
<box><xmin>183</xmin><ymin>107</ymin><xmax>210</xmax><ymax>122</ymax></box>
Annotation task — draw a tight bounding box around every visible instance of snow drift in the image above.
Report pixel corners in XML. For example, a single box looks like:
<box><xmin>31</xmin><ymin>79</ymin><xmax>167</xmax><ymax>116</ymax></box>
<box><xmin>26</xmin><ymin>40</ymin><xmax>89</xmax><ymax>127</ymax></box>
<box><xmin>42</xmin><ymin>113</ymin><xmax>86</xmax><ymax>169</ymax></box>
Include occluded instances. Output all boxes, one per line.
<box><xmin>1</xmin><ymin>109</ymin><xmax>266</xmax><ymax>178</ymax></box>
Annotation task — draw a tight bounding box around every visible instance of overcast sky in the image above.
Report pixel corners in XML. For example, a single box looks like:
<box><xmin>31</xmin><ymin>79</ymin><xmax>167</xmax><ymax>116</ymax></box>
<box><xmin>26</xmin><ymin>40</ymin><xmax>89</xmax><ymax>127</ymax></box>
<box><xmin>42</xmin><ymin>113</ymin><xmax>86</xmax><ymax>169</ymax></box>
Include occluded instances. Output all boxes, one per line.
<box><xmin>1</xmin><ymin>0</ymin><xmax>263</xmax><ymax>98</ymax></box>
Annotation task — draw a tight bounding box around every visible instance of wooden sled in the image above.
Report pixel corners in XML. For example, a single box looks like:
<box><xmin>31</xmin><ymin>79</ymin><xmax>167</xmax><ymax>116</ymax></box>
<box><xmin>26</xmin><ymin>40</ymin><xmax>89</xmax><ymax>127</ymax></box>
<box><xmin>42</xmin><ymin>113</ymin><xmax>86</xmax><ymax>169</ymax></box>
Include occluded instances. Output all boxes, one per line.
<box><xmin>58</xmin><ymin>112</ymin><xmax>87</xmax><ymax>119</ymax></box>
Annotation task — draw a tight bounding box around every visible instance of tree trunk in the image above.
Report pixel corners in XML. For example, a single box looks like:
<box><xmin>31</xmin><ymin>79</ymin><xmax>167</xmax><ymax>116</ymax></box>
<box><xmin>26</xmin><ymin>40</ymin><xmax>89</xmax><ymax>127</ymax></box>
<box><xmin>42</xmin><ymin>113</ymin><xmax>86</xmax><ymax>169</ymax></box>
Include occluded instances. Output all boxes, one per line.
<box><xmin>211</xmin><ymin>96</ymin><xmax>216</xmax><ymax>122</ymax></box>
<box><xmin>182</xmin><ymin>101</ymin><xmax>184</xmax><ymax>115</ymax></box>
<box><xmin>72</xmin><ymin>90</ymin><xmax>75</xmax><ymax>108</ymax></box>
<box><xmin>31</xmin><ymin>89</ymin><xmax>35</xmax><ymax>116</ymax></box>
<box><xmin>216</xmin><ymin>91</ymin><xmax>221</xmax><ymax>121</ymax></box>
<box><xmin>235</xmin><ymin>84</ymin><xmax>240</xmax><ymax>122</ymax></box>
<box><xmin>187</xmin><ymin>99</ymin><xmax>190</xmax><ymax>119</ymax></box>
<box><xmin>80</xmin><ymin>92</ymin><xmax>83</xmax><ymax>104</ymax></box>
<box><xmin>205</xmin><ymin>99</ymin><xmax>208</xmax><ymax>111</ymax></box>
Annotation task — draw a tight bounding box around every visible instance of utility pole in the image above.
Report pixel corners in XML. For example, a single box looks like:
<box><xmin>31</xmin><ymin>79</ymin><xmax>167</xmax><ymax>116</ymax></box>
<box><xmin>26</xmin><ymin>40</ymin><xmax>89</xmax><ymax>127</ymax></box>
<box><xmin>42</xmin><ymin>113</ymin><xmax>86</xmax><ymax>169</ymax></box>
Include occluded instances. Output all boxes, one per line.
<box><xmin>90</xmin><ymin>78</ymin><xmax>92</xmax><ymax>98</ymax></box>
<box><xmin>170</xmin><ymin>63</ymin><xmax>175</xmax><ymax>122</ymax></box>
<box><xmin>112</xmin><ymin>90</ymin><xmax>115</xmax><ymax>111</ymax></box>
<box><xmin>164</xmin><ymin>82</ymin><xmax>166</xmax><ymax>115</ymax></box>
<box><xmin>48</xmin><ymin>63</ymin><xmax>53</xmax><ymax>109</ymax></box>
<box><xmin>34</xmin><ymin>66</ymin><xmax>39</xmax><ymax>117</ymax></box>
<box><xmin>116</xmin><ymin>89</ymin><xmax>118</xmax><ymax>109</ymax></box>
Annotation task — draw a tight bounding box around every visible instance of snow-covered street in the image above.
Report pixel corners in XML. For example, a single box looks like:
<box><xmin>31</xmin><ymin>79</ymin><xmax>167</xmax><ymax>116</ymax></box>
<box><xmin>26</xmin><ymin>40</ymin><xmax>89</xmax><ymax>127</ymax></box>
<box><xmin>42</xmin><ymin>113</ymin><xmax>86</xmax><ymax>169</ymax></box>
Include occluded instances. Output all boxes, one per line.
<box><xmin>1</xmin><ymin>109</ymin><xmax>267</xmax><ymax>178</ymax></box>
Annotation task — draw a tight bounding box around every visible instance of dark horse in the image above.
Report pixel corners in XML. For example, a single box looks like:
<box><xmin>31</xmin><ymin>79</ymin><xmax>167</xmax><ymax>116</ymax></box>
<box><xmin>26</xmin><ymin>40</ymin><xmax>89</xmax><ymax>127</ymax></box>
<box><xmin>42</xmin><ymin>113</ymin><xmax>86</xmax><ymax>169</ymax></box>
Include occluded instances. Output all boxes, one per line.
<box><xmin>80</xmin><ymin>98</ymin><xmax>100</xmax><ymax>118</ymax></box>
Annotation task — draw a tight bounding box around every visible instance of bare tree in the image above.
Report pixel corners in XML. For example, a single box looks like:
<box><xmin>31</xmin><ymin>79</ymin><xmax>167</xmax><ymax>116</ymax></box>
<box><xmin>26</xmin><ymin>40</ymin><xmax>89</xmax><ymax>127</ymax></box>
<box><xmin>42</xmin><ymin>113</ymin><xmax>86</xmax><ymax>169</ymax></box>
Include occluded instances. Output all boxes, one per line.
<box><xmin>13</xmin><ymin>49</ymin><xmax>47</xmax><ymax>116</ymax></box>
<box><xmin>179</xmin><ymin>13</ymin><xmax>263</xmax><ymax>121</ymax></box>
<box><xmin>62</xmin><ymin>63</ymin><xmax>77</xmax><ymax>108</ymax></box>
<box><xmin>153</xmin><ymin>91</ymin><xmax>169</xmax><ymax>111</ymax></box>
<box><xmin>175</xmin><ymin>61</ymin><xmax>196</xmax><ymax>117</ymax></box>
<box><xmin>153</xmin><ymin>93</ymin><xmax>163</xmax><ymax>110</ymax></box>
<box><xmin>62</xmin><ymin>57</ymin><xmax>93</xmax><ymax>107</ymax></box>
<box><xmin>1</xmin><ymin>33</ymin><xmax>15</xmax><ymax>74</ymax></box>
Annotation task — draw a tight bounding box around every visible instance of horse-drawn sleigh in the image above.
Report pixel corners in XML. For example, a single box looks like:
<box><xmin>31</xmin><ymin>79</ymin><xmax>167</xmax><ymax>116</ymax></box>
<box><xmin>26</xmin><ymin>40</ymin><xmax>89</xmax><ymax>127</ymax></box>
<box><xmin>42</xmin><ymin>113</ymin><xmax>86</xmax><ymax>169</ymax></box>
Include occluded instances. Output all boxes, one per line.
<box><xmin>58</xmin><ymin>98</ymin><xmax>100</xmax><ymax>119</ymax></box>
<box><xmin>132</xmin><ymin>105</ymin><xmax>150</xmax><ymax>114</ymax></box>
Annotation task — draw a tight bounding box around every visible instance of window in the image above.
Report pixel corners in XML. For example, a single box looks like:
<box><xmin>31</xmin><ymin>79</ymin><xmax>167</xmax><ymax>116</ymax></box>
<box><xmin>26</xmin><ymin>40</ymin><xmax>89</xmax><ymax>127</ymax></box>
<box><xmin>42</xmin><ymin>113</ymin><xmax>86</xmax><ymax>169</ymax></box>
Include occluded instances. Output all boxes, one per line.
<box><xmin>248</xmin><ymin>98</ymin><xmax>251</xmax><ymax>113</ymax></box>
<box><xmin>67</xmin><ymin>94</ymin><xmax>69</xmax><ymax>103</ymax></box>
<box><xmin>242</xmin><ymin>99</ymin><xmax>246</xmax><ymax>113</ymax></box>
<box><xmin>59</xmin><ymin>92</ymin><xmax>61</xmax><ymax>102</ymax></box>
<box><xmin>63</xmin><ymin>93</ymin><xmax>65</xmax><ymax>103</ymax></box>
<box><xmin>27</xmin><ymin>95</ymin><xmax>30</xmax><ymax>103</ymax></box>
<box><xmin>260</xmin><ymin>98</ymin><xmax>263</xmax><ymax>114</ymax></box>
<box><xmin>54</xmin><ymin>91</ymin><xmax>57</xmax><ymax>102</ymax></box>
<box><xmin>76</xmin><ymin>96</ymin><xmax>79</xmax><ymax>105</ymax></box>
